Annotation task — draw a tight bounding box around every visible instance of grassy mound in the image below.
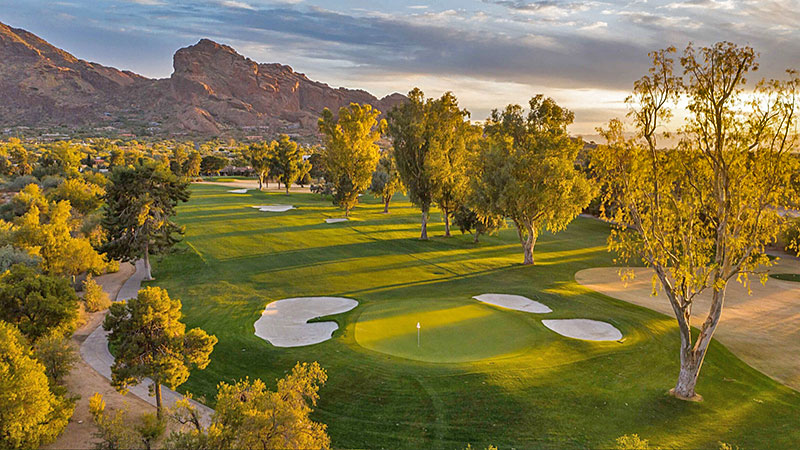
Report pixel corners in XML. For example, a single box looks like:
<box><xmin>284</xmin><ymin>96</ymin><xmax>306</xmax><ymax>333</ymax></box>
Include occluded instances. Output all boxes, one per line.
<box><xmin>354</xmin><ymin>298</ymin><xmax>541</xmax><ymax>363</ymax></box>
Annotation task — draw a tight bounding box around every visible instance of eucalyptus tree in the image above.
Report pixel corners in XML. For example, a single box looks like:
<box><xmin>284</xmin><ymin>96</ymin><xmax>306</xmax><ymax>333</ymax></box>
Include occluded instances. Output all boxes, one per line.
<box><xmin>475</xmin><ymin>96</ymin><xmax>594</xmax><ymax>264</ymax></box>
<box><xmin>318</xmin><ymin>103</ymin><xmax>385</xmax><ymax>217</ymax></box>
<box><xmin>388</xmin><ymin>89</ymin><xmax>472</xmax><ymax>239</ymax></box>
<box><xmin>369</xmin><ymin>150</ymin><xmax>405</xmax><ymax>213</ymax></box>
<box><xmin>270</xmin><ymin>134</ymin><xmax>311</xmax><ymax>194</ymax></box>
<box><xmin>592</xmin><ymin>43</ymin><xmax>800</xmax><ymax>399</ymax></box>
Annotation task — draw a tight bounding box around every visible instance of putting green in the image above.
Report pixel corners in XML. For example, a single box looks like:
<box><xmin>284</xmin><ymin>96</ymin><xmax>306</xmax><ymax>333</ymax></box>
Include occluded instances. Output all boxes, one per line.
<box><xmin>354</xmin><ymin>298</ymin><xmax>538</xmax><ymax>363</ymax></box>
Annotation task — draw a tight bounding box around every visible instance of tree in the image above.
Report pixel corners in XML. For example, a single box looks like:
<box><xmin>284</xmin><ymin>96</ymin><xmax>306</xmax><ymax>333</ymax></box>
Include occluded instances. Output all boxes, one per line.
<box><xmin>0</xmin><ymin>321</ymin><xmax>73</xmax><ymax>450</ymax></box>
<box><xmin>89</xmin><ymin>393</ymin><xmax>141</xmax><ymax>450</ymax></box>
<box><xmin>48</xmin><ymin>177</ymin><xmax>105</xmax><ymax>215</ymax></box>
<box><xmin>428</xmin><ymin>93</ymin><xmax>475</xmax><ymax>237</ymax></box>
<box><xmin>170</xmin><ymin>144</ymin><xmax>190</xmax><ymax>177</ymax></box>
<box><xmin>369</xmin><ymin>151</ymin><xmax>405</xmax><ymax>213</ymax></box>
<box><xmin>104</xmin><ymin>286</ymin><xmax>217</xmax><ymax>419</ymax></box>
<box><xmin>34</xmin><ymin>330</ymin><xmax>77</xmax><ymax>385</ymax></box>
<box><xmin>12</xmin><ymin>201</ymin><xmax>107</xmax><ymax>279</ymax></box>
<box><xmin>270</xmin><ymin>134</ymin><xmax>311</xmax><ymax>194</ymax></box>
<box><xmin>36</xmin><ymin>141</ymin><xmax>82</xmax><ymax>178</ymax></box>
<box><xmin>476</xmin><ymin>96</ymin><xmax>595</xmax><ymax>264</ymax></box>
<box><xmin>452</xmin><ymin>205</ymin><xmax>505</xmax><ymax>243</ymax></box>
<box><xmin>0</xmin><ymin>264</ymin><xmax>79</xmax><ymax>340</ymax></box>
<box><xmin>200</xmin><ymin>155</ymin><xmax>227</xmax><ymax>176</ymax></box>
<box><xmin>84</xmin><ymin>273</ymin><xmax>111</xmax><ymax>312</ymax></box>
<box><xmin>592</xmin><ymin>43</ymin><xmax>800</xmax><ymax>399</ymax></box>
<box><xmin>318</xmin><ymin>103</ymin><xmax>385</xmax><ymax>217</ymax></box>
<box><xmin>102</xmin><ymin>161</ymin><xmax>190</xmax><ymax>280</ymax></box>
<box><xmin>388</xmin><ymin>89</ymin><xmax>473</xmax><ymax>238</ymax></box>
<box><xmin>183</xmin><ymin>151</ymin><xmax>202</xmax><ymax>178</ymax></box>
<box><xmin>246</xmin><ymin>142</ymin><xmax>272</xmax><ymax>190</ymax></box>
<box><xmin>167</xmin><ymin>362</ymin><xmax>329</xmax><ymax>450</ymax></box>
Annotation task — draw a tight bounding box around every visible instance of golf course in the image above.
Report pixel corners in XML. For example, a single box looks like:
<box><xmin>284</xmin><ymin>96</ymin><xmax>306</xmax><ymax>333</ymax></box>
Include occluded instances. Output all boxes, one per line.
<box><xmin>145</xmin><ymin>183</ymin><xmax>800</xmax><ymax>449</ymax></box>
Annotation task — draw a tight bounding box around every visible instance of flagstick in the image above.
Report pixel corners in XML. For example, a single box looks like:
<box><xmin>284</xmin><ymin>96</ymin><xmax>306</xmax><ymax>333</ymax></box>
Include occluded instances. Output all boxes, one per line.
<box><xmin>417</xmin><ymin>322</ymin><xmax>421</xmax><ymax>348</ymax></box>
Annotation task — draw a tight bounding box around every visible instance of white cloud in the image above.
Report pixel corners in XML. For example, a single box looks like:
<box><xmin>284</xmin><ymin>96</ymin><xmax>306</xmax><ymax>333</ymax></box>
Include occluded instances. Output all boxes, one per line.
<box><xmin>579</xmin><ymin>21</ymin><xmax>607</xmax><ymax>31</ymax></box>
<box><xmin>220</xmin><ymin>0</ymin><xmax>255</xmax><ymax>10</ymax></box>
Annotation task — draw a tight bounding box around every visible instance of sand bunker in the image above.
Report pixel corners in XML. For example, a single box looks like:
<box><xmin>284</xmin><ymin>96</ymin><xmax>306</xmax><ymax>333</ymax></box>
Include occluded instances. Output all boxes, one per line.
<box><xmin>473</xmin><ymin>293</ymin><xmax>552</xmax><ymax>313</ymax></box>
<box><xmin>251</xmin><ymin>205</ymin><xmax>295</xmax><ymax>212</ymax></box>
<box><xmin>254</xmin><ymin>297</ymin><xmax>358</xmax><ymax>347</ymax></box>
<box><xmin>325</xmin><ymin>218</ymin><xmax>349</xmax><ymax>223</ymax></box>
<box><xmin>228</xmin><ymin>188</ymin><xmax>249</xmax><ymax>194</ymax></box>
<box><xmin>542</xmin><ymin>319</ymin><xmax>622</xmax><ymax>341</ymax></box>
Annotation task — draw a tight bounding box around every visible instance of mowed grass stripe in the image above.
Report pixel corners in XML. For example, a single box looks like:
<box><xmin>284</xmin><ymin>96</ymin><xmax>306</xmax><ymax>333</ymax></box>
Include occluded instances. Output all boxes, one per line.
<box><xmin>146</xmin><ymin>183</ymin><xmax>800</xmax><ymax>449</ymax></box>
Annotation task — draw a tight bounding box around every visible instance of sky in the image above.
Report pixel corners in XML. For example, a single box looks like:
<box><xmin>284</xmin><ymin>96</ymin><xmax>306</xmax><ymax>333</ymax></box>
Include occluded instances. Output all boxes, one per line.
<box><xmin>1</xmin><ymin>0</ymin><xmax>799</xmax><ymax>135</ymax></box>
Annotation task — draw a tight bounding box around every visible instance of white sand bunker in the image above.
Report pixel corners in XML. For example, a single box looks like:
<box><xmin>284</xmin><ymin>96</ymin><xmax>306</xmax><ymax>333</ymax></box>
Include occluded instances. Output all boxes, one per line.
<box><xmin>542</xmin><ymin>319</ymin><xmax>622</xmax><ymax>341</ymax></box>
<box><xmin>325</xmin><ymin>218</ymin><xmax>349</xmax><ymax>224</ymax></box>
<box><xmin>228</xmin><ymin>188</ymin><xmax>249</xmax><ymax>194</ymax></box>
<box><xmin>250</xmin><ymin>205</ymin><xmax>295</xmax><ymax>212</ymax></box>
<box><xmin>473</xmin><ymin>293</ymin><xmax>552</xmax><ymax>314</ymax></box>
<box><xmin>254</xmin><ymin>297</ymin><xmax>358</xmax><ymax>347</ymax></box>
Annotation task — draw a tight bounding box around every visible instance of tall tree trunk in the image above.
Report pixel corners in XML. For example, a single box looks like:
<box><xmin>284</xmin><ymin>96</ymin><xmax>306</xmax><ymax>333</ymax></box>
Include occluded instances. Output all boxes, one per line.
<box><xmin>285</xmin><ymin>182</ymin><xmax>290</xmax><ymax>194</ymax></box>
<box><xmin>154</xmin><ymin>381</ymin><xmax>163</xmax><ymax>420</ymax></box>
<box><xmin>473</xmin><ymin>231</ymin><xmax>480</xmax><ymax>243</ymax></box>
<box><xmin>420</xmin><ymin>205</ymin><xmax>429</xmax><ymax>240</ymax></box>
<box><xmin>383</xmin><ymin>196</ymin><xmax>390</xmax><ymax>213</ymax></box>
<box><xmin>670</xmin><ymin>285</ymin><xmax>726</xmax><ymax>400</ymax></box>
<box><xmin>258</xmin><ymin>174</ymin><xmax>264</xmax><ymax>191</ymax></box>
<box><xmin>520</xmin><ymin>223</ymin><xmax>536</xmax><ymax>265</ymax></box>
<box><xmin>143</xmin><ymin>242</ymin><xmax>153</xmax><ymax>280</ymax></box>
<box><xmin>443</xmin><ymin>206</ymin><xmax>451</xmax><ymax>237</ymax></box>
<box><xmin>345</xmin><ymin>207</ymin><xmax>350</xmax><ymax>218</ymax></box>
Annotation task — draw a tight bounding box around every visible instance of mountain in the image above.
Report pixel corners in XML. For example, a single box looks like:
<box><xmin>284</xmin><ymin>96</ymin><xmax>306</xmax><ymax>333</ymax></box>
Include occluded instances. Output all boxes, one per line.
<box><xmin>0</xmin><ymin>22</ymin><xmax>406</xmax><ymax>138</ymax></box>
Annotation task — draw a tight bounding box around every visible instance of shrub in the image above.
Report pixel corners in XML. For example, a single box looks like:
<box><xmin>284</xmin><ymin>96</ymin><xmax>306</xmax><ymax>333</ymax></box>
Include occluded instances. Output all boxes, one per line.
<box><xmin>83</xmin><ymin>274</ymin><xmax>111</xmax><ymax>312</ymax></box>
<box><xmin>616</xmin><ymin>434</ymin><xmax>655</xmax><ymax>450</ymax></box>
<box><xmin>39</xmin><ymin>175</ymin><xmax>64</xmax><ymax>190</ymax></box>
<box><xmin>3</xmin><ymin>174</ymin><xmax>38</xmax><ymax>192</ymax></box>
<box><xmin>0</xmin><ymin>244</ymin><xmax>40</xmax><ymax>272</ymax></box>
<box><xmin>33</xmin><ymin>331</ymin><xmax>77</xmax><ymax>385</ymax></box>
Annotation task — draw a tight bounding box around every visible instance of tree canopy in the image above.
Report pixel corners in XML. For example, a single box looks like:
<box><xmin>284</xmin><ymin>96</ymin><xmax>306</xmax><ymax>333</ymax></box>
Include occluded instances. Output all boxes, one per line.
<box><xmin>369</xmin><ymin>150</ymin><xmax>405</xmax><ymax>213</ymax></box>
<box><xmin>270</xmin><ymin>134</ymin><xmax>311</xmax><ymax>194</ymax></box>
<box><xmin>167</xmin><ymin>362</ymin><xmax>330</xmax><ymax>450</ymax></box>
<box><xmin>592</xmin><ymin>42</ymin><xmax>800</xmax><ymax>399</ymax></box>
<box><xmin>102</xmin><ymin>160</ymin><xmax>190</xmax><ymax>280</ymax></box>
<box><xmin>388</xmin><ymin>88</ymin><xmax>475</xmax><ymax>239</ymax></box>
<box><xmin>318</xmin><ymin>103</ymin><xmax>385</xmax><ymax>217</ymax></box>
<box><xmin>475</xmin><ymin>96</ymin><xmax>595</xmax><ymax>264</ymax></box>
<box><xmin>0</xmin><ymin>321</ymin><xmax>73</xmax><ymax>450</ymax></box>
<box><xmin>0</xmin><ymin>264</ymin><xmax>79</xmax><ymax>340</ymax></box>
<box><xmin>104</xmin><ymin>286</ymin><xmax>217</xmax><ymax>418</ymax></box>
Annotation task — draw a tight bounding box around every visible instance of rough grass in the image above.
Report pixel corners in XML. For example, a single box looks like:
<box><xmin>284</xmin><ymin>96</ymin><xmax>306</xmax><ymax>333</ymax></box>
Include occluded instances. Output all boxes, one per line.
<box><xmin>148</xmin><ymin>184</ymin><xmax>800</xmax><ymax>449</ymax></box>
<box><xmin>770</xmin><ymin>273</ymin><xmax>800</xmax><ymax>282</ymax></box>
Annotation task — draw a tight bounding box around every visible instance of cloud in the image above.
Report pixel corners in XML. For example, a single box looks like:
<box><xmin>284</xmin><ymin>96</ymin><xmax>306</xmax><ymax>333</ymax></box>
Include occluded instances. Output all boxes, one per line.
<box><xmin>219</xmin><ymin>0</ymin><xmax>255</xmax><ymax>10</ymax></box>
<box><xmin>579</xmin><ymin>21</ymin><xmax>607</xmax><ymax>31</ymax></box>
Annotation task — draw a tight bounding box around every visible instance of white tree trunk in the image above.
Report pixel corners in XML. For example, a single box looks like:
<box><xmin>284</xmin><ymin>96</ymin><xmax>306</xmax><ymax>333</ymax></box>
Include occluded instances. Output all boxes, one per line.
<box><xmin>420</xmin><ymin>206</ymin><xmax>429</xmax><ymax>240</ymax></box>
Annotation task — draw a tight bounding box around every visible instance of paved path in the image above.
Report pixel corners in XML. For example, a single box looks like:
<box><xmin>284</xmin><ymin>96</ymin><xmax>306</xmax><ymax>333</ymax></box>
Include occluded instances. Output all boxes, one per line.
<box><xmin>196</xmin><ymin>179</ymin><xmax>312</xmax><ymax>193</ymax></box>
<box><xmin>576</xmin><ymin>256</ymin><xmax>800</xmax><ymax>391</ymax></box>
<box><xmin>80</xmin><ymin>259</ymin><xmax>214</xmax><ymax>425</ymax></box>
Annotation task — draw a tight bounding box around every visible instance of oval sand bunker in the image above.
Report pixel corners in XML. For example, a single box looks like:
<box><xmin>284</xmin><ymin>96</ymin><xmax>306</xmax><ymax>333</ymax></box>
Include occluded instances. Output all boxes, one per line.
<box><xmin>251</xmin><ymin>205</ymin><xmax>295</xmax><ymax>212</ymax></box>
<box><xmin>473</xmin><ymin>293</ymin><xmax>552</xmax><ymax>314</ymax></box>
<box><xmin>254</xmin><ymin>297</ymin><xmax>358</xmax><ymax>347</ymax></box>
<box><xmin>542</xmin><ymin>319</ymin><xmax>622</xmax><ymax>341</ymax></box>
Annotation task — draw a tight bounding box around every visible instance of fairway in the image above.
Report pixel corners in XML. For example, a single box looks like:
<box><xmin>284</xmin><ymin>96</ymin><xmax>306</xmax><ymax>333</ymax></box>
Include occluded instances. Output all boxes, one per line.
<box><xmin>354</xmin><ymin>298</ymin><xmax>540</xmax><ymax>363</ymax></box>
<box><xmin>147</xmin><ymin>184</ymin><xmax>800</xmax><ymax>450</ymax></box>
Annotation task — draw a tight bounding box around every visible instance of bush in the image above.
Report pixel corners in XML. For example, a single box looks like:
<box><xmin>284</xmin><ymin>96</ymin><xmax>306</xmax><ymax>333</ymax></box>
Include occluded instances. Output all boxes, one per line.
<box><xmin>83</xmin><ymin>274</ymin><xmax>111</xmax><ymax>312</ymax></box>
<box><xmin>39</xmin><ymin>175</ymin><xmax>64</xmax><ymax>190</ymax></box>
<box><xmin>0</xmin><ymin>245</ymin><xmax>40</xmax><ymax>272</ymax></box>
<box><xmin>3</xmin><ymin>174</ymin><xmax>38</xmax><ymax>192</ymax></box>
<box><xmin>616</xmin><ymin>434</ymin><xmax>655</xmax><ymax>450</ymax></box>
<box><xmin>34</xmin><ymin>331</ymin><xmax>77</xmax><ymax>385</ymax></box>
